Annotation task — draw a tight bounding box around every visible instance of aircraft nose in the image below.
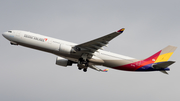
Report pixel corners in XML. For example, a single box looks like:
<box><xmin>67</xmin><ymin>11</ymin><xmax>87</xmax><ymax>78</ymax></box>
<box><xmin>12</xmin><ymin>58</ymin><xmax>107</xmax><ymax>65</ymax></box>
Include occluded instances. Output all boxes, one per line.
<box><xmin>2</xmin><ymin>32</ymin><xmax>5</xmax><ymax>37</ymax></box>
<box><xmin>2</xmin><ymin>32</ymin><xmax>7</xmax><ymax>38</ymax></box>
<box><xmin>2</xmin><ymin>32</ymin><xmax>10</xmax><ymax>39</ymax></box>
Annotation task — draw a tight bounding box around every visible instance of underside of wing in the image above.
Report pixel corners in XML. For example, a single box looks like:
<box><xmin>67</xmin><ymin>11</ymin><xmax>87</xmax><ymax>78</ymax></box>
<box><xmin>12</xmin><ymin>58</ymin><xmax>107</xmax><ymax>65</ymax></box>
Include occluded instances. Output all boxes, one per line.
<box><xmin>74</xmin><ymin>28</ymin><xmax>125</xmax><ymax>53</ymax></box>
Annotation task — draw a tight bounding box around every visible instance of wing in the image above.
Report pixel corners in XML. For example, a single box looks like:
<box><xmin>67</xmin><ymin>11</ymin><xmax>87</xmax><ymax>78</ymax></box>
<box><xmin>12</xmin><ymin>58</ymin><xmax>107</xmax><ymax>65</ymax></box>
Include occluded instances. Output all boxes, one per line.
<box><xmin>74</xmin><ymin>28</ymin><xmax>125</xmax><ymax>53</ymax></box>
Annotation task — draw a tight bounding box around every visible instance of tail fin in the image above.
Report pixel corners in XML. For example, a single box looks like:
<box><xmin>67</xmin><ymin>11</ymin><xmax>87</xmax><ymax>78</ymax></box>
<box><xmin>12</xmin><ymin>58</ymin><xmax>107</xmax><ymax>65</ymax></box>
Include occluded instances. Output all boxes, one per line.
<box><xmin>144</xmin><ymin>45</ymin><xmax>177</xmax><ymax>63</ymax></box>
<box><xmin>139</xmin><ymin>46</ymin><xmax>177</xmax><ymax>74</ymax></box>
<box><xmin>154</xmin><ymin>45</ymin><xmax>177</xmax><ymax>63</ymax></box>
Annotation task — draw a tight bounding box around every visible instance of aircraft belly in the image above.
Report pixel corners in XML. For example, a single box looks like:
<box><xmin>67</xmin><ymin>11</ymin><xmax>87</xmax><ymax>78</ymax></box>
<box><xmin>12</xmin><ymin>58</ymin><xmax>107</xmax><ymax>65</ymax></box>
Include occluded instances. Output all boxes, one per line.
<box><xmin>89</xmin><ymin>58</ymin><xmax>104</xmax><ymax>65</ymax></box>
<box><xmin>15</xmin><ymin>38</ymin><xmax>82</xmax><ymax>61</ymax></box>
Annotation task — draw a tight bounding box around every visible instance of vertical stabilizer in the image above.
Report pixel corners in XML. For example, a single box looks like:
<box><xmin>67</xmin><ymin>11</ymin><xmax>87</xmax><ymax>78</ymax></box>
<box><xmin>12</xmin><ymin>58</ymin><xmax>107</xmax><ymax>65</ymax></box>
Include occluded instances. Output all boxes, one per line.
<box><xmin>143</xmin><ymin>45</ymin><xmax>177</xmax><ymax>63</ymax></box>
<box><xmin>154</xmin><ymin>45</ymin><xmax>177</xmax><ymax>63</ymax></box>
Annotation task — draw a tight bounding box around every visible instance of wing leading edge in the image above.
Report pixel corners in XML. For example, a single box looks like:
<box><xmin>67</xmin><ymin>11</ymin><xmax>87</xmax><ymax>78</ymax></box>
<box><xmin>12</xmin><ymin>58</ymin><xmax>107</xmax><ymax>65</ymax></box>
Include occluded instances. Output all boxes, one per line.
<box><xmin>74</xmin><ymin>28</ymin><xmax>125</xmax><ymax>53</ymax></box>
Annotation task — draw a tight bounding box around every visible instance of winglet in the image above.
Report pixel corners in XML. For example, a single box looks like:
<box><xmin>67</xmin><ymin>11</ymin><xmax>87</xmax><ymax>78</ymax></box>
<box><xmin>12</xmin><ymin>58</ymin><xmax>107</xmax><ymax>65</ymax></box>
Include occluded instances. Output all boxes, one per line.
<box><xmin>117</xmin><ymin>28</ymin><xmax>125</xmax><ymax>33</ymax></box>
<box><xmin>102</xmin><ymin>69</ymin><xmax>109</xmax><ymax>72</ymax></box>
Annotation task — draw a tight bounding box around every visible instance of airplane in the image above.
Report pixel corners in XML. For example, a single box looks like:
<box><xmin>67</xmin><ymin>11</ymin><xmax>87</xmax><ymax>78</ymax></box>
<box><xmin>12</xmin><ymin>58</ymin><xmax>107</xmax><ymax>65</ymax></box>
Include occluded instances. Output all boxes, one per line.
<box><xmin>2</xmin><ymin>28</ymin><xmax>177</xmax><ymax>74</ymax></box>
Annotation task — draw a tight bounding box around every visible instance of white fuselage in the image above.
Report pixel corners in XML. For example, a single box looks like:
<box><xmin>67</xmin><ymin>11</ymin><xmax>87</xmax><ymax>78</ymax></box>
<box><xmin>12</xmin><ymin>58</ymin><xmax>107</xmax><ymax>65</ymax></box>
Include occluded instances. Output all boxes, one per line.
<box><xmin>2</xmin><ymin>30</ymin><xmax>138</xmax><ymax>69</ymax></box>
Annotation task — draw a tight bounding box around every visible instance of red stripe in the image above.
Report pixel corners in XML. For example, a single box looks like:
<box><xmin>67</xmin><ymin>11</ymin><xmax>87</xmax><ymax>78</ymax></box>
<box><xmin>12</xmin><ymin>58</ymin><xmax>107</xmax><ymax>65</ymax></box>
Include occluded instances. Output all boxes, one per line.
<box><xmin>113</xmin><ymin>51</ymin><xmax>162</xmax><ymax>71</ymax></box>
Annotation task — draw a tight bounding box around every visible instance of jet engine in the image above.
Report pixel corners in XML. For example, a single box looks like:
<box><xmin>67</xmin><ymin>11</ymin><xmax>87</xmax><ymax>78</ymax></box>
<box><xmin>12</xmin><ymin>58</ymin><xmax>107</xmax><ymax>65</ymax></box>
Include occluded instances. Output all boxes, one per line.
<box><xmin>59</xmin><ymin>44</ymin><xmax>76</xmax><ymax>54</ymax></box>
<box><xmin>56</xmin><ymin>57</ymin><xmax>73</xmax><ymax>67</ymax></box>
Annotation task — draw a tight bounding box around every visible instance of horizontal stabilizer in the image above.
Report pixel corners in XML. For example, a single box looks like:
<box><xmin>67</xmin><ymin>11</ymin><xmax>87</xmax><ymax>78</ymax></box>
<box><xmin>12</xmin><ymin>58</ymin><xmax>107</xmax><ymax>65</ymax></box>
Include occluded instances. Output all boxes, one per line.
<box><xmin>160</xmin><ymin>70</ymin><xmax>169</xmax><ymax>75</ymax></box>
<box><xmin>153</xmin><ymin>61</ymin><xmax>175</xmax><ymax>69</ymax></box>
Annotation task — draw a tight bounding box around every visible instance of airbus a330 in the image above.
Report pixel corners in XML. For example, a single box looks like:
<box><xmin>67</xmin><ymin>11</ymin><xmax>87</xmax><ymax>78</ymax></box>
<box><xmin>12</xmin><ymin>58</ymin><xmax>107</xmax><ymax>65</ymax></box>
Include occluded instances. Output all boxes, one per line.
<box><xmin>2</xmin><ymin>28</ymin><xmax>177</xmax><ymax>74</ymax></box>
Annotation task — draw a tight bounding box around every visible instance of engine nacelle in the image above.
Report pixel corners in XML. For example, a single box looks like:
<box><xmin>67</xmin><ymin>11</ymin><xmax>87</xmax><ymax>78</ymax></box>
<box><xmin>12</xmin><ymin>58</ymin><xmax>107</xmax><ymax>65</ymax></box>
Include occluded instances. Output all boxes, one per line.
<box><xmin>59</xmin><ymin>44</ymin><xmax>76</xmax><ymax>54</ymax></box>
<box><xmin>56</xmin><ymin>57</ymin><xmax>73</xmax><ymax>67</ymax></box>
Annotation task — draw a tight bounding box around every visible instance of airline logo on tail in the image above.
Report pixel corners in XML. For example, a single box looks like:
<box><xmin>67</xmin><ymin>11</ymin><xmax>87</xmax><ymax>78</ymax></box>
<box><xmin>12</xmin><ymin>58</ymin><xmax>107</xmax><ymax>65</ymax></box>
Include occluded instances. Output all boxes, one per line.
<box><xmin>144</xmin><ymin>45</ymin><xmax>177</xmax><ymax>63</ymax></box>
<box><xmin>113</xmin><ymin>45</ymin><xmax>177</xmax><ymax>74</ymax></box>
<box><xmin>138</xmin><ymin>45</ymin><xmax>177</xmax><ymax>74</ymax></box>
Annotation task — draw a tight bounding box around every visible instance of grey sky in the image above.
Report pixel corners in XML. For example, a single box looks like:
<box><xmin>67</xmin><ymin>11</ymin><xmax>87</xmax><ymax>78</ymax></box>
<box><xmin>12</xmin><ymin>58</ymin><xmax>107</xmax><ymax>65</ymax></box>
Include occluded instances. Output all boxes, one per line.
<box><xmin>1</xmin><ymin>0</ymin><xmax>180</xmax><ymax>101</ymax></box>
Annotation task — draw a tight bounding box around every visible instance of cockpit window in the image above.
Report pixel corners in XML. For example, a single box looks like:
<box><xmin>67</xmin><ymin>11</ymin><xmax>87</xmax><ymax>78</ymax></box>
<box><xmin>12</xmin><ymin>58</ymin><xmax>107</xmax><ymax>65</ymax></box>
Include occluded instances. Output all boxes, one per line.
<box><xmin>8</xmin><ymin>31</ymin><xmax>12</xmax><ymax>33</ymax></box>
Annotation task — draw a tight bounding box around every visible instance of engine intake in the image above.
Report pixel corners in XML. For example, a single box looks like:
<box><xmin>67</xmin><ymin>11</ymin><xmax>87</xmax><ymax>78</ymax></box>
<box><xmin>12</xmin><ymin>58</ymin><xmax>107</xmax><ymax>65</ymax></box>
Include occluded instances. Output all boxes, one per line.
<box><xmin>56</xmin><ymin>57</ymin><xmax>73</xmax><ymax>67</ymax></box>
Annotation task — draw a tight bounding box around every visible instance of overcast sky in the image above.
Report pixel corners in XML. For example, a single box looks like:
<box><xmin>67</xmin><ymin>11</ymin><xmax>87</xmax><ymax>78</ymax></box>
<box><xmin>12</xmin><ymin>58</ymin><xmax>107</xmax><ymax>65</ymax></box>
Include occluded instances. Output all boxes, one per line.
<box><xmin>1</xmin><ymin>0</ymin><xmax>180</xmax><ymax>101</ymax></box>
